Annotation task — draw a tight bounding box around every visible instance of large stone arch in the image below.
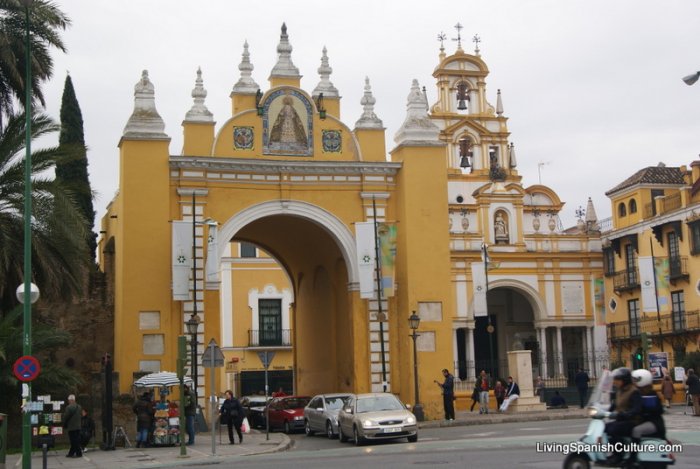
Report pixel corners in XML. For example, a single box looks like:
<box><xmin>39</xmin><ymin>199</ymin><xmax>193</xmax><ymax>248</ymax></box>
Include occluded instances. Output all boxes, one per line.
<box><xmin>216</xmin><ymin>199</ymin><xmax>359</xmax><ymax>289</ymax></box>
<box><xmin>486</xmin><ymin>278</ymin><xmax>547</xmax><ymax>322</ymax></box>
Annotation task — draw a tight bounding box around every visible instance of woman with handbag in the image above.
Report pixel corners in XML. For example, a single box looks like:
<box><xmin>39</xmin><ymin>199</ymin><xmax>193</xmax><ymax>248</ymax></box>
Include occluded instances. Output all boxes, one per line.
<box><xmin>220</xmin><ymin>390</ymin><xmax>245</xmax><ymax>444</ymax></box>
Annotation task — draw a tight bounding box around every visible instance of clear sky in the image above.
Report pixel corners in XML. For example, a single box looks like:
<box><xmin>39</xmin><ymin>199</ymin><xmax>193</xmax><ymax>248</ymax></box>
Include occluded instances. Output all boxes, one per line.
<box><xmin>34</xmin><ymin>0</ymin><xmax>700</xmax><ymax>230</ymax></box>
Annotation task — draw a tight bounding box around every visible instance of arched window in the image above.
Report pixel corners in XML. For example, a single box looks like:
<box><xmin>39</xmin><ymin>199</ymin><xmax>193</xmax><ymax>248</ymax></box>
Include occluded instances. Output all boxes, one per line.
<box><xmin>618</xmin><ymin>203</ymin><xmax>627</xmax><ymax>217</ymax></box>
<box><xmin>629</xmin><ymin>199</ymin><xmax>637</xmax><ymax>214</ymax></box>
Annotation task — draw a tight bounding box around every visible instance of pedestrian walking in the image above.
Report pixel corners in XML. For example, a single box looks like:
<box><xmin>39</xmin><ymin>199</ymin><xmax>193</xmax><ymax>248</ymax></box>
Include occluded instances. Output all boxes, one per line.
<box><xmin>133</xmin><ymin>392</ymin><xmax>154</xmax><ymax>448</ymax></box>
<box><xmin>685</xmin><ymin>369</ymin><xmax>700</xmax><ymax>416</ymax></box>
<box><xmin>434</xmin><ymin>368</ymin><xmax>455</xmax><ymax>420</ymax></box>
<box><xmin>220</xmin><ymin>390</ymin><xmax>245</xmax><ymax>444</ymax></box>
<box><xmin>575</xmin><ymin>368</ymin><xmax>590</xmax><ymax>408</ymax></box>
<box><xmin>62</xmin><ymin>394</ymin><xmax>83</xmax><ymax>458</ymax></box>
<box><xmin>494</xmin><ymin>380</ymin><xmax>505</xmax><ymax>409</ymax></box>
<box><xmin>476</xmin><ymin>370</ymin><xmax>491</xmax><ymax>414</ymax></box>
<box><xmin>470</xmin><ymin>382</ymin><xmax>479</xmax><ymax>412</ymax></box>
<box><xmin>184</xmin><ymin>385</ymin><xmax>197</xmax><ymax>444</ymax></box>
<box><xmin>499</xmin><ymin>376</ymin><xmax>520</xmax><ymax>412</ymax></box>
<box><xmin>80</xmin><ymin>408</ymin><xmax>95</xmax><ymax>452</ymax></box>
<box><xmin>661</xmin><ymin>374</ymin><xmax>675</xmax><ymax>409</ymax></box>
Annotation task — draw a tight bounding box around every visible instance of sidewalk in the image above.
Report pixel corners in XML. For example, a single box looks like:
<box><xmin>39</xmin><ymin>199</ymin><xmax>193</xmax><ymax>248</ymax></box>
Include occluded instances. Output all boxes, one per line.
<box><xmin>419</xmin><ymin>406</ymin><xmax>588</xmax><ymax>429</ymax></box>
<box><xmin>4</xmin><ymin>430</ymin><xmax>290</xmax><ymax>469</ymax></box>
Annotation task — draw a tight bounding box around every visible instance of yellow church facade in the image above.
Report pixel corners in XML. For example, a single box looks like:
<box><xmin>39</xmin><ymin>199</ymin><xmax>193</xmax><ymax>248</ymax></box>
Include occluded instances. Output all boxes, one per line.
<box><xmin>99</xmin><ymin>24</ymin><xmax>605</xmax><ymax>419</ymax></box>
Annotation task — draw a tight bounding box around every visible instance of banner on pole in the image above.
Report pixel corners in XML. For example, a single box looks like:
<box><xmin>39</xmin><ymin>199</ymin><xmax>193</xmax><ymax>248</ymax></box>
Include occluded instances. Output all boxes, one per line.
<box><xmin>471</xmin><ymin>262</ymin><xmax>487</xmax><ymax>317</ymax></box>
<box><xmin>172</xmin><ymin>220</ymin><xmax>193</xmax><ymax>300</ymax></box>
<box><xmin>355</xmin><ymin>222</ymin><xmax>376</xmax><ymax>299</ymax></box>
<box><xmin>638</xmin><ymin>257</ymin><xmax>657</xmax><ymax>313</ymax></box>
<box><xmin>205</xmin><ymin>224</ymin><xmax>219</xmax><ymax>283</ymax></box>
<box><xmin>378</xmin><ymin>223</ymin><xmax>397</xmax><ymax>298</ymax></box>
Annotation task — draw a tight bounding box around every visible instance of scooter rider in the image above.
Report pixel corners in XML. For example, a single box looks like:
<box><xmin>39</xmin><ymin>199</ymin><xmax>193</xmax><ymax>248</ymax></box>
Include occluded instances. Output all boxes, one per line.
<box><xmin>605</xmin><ymin>368</ymin><xmax>643</xmax><ymax>465</ymax></box>
<box><xmin>631</xmin><ymin>369</ymin><xmax>666</xmax><ymax>440</ymax></box>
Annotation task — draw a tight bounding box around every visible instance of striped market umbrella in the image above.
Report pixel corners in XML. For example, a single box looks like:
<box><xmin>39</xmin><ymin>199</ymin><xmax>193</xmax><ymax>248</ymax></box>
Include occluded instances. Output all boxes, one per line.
<box><xmin>134</xmin><ymin>371</ymin><xmax>193</xmax><ymax>388</ymax></box>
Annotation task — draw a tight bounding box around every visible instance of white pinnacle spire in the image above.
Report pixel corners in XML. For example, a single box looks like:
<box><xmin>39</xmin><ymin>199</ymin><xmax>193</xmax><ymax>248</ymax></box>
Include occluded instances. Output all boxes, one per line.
<box><xmin>185</xmin><ymin>67</ymin><xmax>213</xmax><ymax>123</ymax></box>
<box><xmin>312</xmin><ymin>46</ymin><xmax>338</xmax><ymax>98</ymax></box>
<box><xmin>355</xmin><ymin>77</ymin><xmax>383</xmax><ymax>129</ymax></box>
<box><xmin>123</xmin><ymin>70</ymin><xmax>167</xmax><ymax>138</ymax></box>
<box><xmin>394</xmin><ymin>79</ymin><xmax>440</xmax><ymax>145</ymax></box>
<box><xmin>270</xmin><ymin>23</ymin><xmax>301</xmax><ymax>79</ymax></box>
<box><xmin>496</xmin><ymin>89</ymin><xmax>504</xmax><ymax>116</ymax></box>
<box><xmin>585</xmin><ymin>197</ymin><xmax>599</xmax><ymax>230</ymax></box>
<box><xmin>232</xmin><ymin>41</ymin><xmax>260</xmax><ymax>94</ymax></box>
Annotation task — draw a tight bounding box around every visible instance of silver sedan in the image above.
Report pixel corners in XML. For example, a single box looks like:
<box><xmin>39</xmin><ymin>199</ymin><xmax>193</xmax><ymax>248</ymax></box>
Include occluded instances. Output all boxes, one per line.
<box><xmin>304</xmin><ymin>393</ymin><xmax>352</xmax><ymax>439</ymax></box>
<box><xmin>337</xmin><ymin>393</ymin><xmax>418</xmax><ymax>446</ymax></box>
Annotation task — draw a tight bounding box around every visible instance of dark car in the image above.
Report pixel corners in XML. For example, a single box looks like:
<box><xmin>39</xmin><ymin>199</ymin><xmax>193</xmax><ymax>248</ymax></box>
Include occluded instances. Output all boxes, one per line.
<box><xmin>267</xmin><ymin>396</ymin><xmax>311</xmax><ymax>433</ymax></box>
<box><xmin>240</xmin><ymin>395</ymin><xmax>271</xmax><ymax>429</ymax></box>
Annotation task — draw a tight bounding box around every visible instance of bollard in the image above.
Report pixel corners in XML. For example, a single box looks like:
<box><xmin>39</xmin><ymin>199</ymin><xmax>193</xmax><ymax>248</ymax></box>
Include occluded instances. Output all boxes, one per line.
<box><xmin>0</xmin><ymin>413</ymin><xmax>6</xmax><ymax>469</ymax></box>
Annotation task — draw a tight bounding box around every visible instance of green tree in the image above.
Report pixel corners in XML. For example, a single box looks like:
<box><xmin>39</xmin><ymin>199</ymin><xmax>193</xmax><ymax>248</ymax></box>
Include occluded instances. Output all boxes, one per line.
<box><xmin>0</xmin><ymin>111</ymin><xmax>89</xmax><ymax>310</ymax></box>
<box><xmin>0</xmin><ymin>0</ymin><xmax>70</xmax><ymax>122</ymax></box>
<box><xmin>57</xmin><ymin>74</ymin><xmax>96</xmax><ymax>262</ymax></box>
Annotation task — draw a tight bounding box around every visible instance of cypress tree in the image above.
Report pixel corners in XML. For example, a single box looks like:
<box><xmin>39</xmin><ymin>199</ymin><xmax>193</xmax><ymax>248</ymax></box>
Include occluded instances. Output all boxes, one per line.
<box><xmin>57</xmin><ymin>74</ymin><xmax>97</xmax><ymax>263</ymax></box>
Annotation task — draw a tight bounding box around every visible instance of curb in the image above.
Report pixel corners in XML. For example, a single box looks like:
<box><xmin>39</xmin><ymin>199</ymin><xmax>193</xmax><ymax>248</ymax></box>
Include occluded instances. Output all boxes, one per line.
<box><xmin>418</xmin><ymin>410</ymin><xmax>588</xmax><ymax>429</ymax></box>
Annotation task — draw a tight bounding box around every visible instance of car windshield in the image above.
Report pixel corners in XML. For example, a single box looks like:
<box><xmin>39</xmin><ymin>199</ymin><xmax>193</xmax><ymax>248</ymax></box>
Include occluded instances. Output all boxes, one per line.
<box><xmin>284</xmin><ymin>398</ymin><xmax>310</xmax><ymax>409</ymax></box>
<box><xmin>356</xmin><ymin>395</ymin><xmax>403</xmax><ymax>413</ymax></box>
<box><xmin>324</xmin><ymin>396</ymin><xmax>349</xmax><ymax>410</ymax></box>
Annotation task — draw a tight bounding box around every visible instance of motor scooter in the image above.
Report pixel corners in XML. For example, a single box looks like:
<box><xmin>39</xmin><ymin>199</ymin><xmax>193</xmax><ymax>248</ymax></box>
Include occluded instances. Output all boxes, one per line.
<box><xmin>562</xmin><ymin>369</ymin><xmax>676</xmax><ymax>469</ymax></box>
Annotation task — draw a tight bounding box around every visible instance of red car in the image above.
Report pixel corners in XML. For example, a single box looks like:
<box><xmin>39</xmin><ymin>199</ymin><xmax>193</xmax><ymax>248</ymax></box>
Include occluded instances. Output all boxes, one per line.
<box><xmin>267</xmin><ymin>396</ymin><xmax>311</xmax><ymax>433</ymax></box>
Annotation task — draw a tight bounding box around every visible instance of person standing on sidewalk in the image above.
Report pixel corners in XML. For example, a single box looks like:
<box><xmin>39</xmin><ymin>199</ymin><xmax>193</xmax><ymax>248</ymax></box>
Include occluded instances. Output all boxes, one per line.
<box><xmin>494</xmin><ymin>379</ymin><xmax>505</xmax><ymax>410</ymax></box>
<box><xmin>686</xmin><ymin>369</ymin><xmax>700</xmax><ymax>416</ymax></box>
<box><xmin>575</xmin><ymin>368</ymin><xmax>590</xmax><ymax>409</ymax></box>
<box><xmin>133</xmin><ymin>392</ymin><xmax>154</xmax><ymax>448</ymax></box>
<box><xmin>434</xmin><ymin>368</ymin><xmax>455</xmax><ymax>420</ymax></box>
<box><xmin>476</xmin><ymin>370</ymin><xmax>491</xmax><ymax>414</ymax></box>
<box><xmin>184</xmin><ymin>385</ymin><xmax>197</xmax><ymax>444</ymax></box>
<box><xmin>220</xmin><ymin>390</ymin><xmax>245</xmax><ymax>444</ymax></box>
<box><xmin>63</xmin><ymin>394</ymin><xmax>83</xmax><ymax>458</ymax></box>
<box><xmin>661</xmin><ymin>374</ymin><xmax>675</xmax><ymax>409</ymax></box>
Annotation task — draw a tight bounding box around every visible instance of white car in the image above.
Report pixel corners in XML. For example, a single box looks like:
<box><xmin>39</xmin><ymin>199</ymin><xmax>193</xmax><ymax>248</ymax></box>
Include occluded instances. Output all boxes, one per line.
<box><xmin>303</xmin><ymin>393</ymin><xmax>352</xmax><ymax>439</ymax></box>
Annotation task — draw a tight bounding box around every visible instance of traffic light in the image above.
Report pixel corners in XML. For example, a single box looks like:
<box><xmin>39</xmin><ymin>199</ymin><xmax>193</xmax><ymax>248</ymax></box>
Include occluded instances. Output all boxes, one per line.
<box><xmin>632</xmin><ymin>347</ymin><xmax>644</xmax><ymax>369</ymax></box>
<box><xmin>640</xmin><ymin>332</ymin><xmax>652</xmax><ymax>353</ymax></box>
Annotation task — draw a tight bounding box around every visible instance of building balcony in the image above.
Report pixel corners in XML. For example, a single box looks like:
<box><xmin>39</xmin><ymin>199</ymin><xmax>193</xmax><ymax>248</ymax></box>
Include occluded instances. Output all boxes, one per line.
<box><xmin>607</xmin><ymin>309</ymin><xmax>700</xmax><ymax>341</ymax></box>
<box><xmin>247</xmin><ymin>329</ymin><xmax>292</xmax><ymax>348</ymax></box>
<box><xmin>669</xmin><ymin>256</ymin><xmax>689</xmax><ymax>282</ymax></box>
<box><xmin>612</xmin><ymin>268</ymin><xmax>639</xmax><ymax>292</ymax></box>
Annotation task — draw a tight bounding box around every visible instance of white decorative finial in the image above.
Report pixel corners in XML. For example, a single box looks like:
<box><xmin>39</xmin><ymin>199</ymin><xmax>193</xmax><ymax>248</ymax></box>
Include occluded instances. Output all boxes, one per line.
<box><xmin>270</xmin><ymin>22</ymin><xmax>301</xmax><ymax>79</ymax></box>
<box><xmin>312</xmin><ymin>46</ymin><xmax>338</xmax><ymax>98</ymax></box>
<box><xmin>473</xmin><ymin>34</ymin><xmax>481</xmax><ymax>56</ymax></box>
<box><xmin>123</xmin><ymin>69</ymin><xmax>167</xmax><ymax>138</ymax></box>
<box><xmin>585</xmin><ymin>197</ymin><xmax>599</xmax><ymax>230</ymax></box>
<box><xmin>496</xmin><ymin>89</ymin><xmax>503</xmax><ymax>116</ymax></box>
<box><xmin>394</xmin><ymin>79</ymin><xmax>441</xmax><ymax>145</ymax></box>
<box><xmin>508</xmin><ymin>142</ymin><xmax>517</xmax><ymax>169</ymax></box>
<box><xmin>185</xmin><ymin>67</ymin><xmax>213</xmax><ymax>123</ymax></box>
<box><xmin>355</xmin><ymin>76</ymin><xmax>383</xmax><ymax>129</ymax></box>
<box><xmin>232</xmin><ymin>40</ymin><xmax>260</xmax><ymax>94</ymax></box>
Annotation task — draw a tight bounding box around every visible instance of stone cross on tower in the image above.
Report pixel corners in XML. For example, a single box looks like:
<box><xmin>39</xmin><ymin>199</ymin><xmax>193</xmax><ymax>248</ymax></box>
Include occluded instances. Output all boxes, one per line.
<box><xmin>452</xmin><ymin>23</ymin><xmax>463</xmax><ymax>50</ymax></box>
<box><xmin>473</xmin><ymin>34</ymin><xmax>481</xmax><ymax>55</ymax></box>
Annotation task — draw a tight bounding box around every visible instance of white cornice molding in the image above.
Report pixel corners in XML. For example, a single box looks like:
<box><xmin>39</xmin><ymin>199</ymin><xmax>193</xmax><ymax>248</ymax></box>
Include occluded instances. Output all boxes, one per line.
<box><xmin>602</xmin><ymin>204</ymin><xmax>698</xmax><ymax>241</ymax></box>
<box><xmin>170</xmin><ymin>156</ymin><xmax>401</xmax><ymax>175</ymax></box>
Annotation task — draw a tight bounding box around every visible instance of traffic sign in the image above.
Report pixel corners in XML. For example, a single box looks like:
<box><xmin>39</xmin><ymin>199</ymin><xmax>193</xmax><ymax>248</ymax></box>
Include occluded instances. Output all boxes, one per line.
<box><xmin>201</xmin><ymin>338</ymin><xmax>225</xmax><ymax>368</ymax></box>
<box><xmin>13</xmin><ymin>355</ymin><xmax>40</xmax><ymax>382</ymax></box>
<box><xmin>257</xmin><ymin>351</ymin><xmax>276</xmax><ymax>369</ymax></box>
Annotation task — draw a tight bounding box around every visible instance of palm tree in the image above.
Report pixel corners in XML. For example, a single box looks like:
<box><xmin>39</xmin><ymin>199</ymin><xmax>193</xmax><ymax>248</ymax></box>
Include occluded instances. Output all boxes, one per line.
<box><xmin>0</xmin><ymin>0</ymin><xmax>70</xmax><ymax>122</ymax></box>
<box><xmin>0</xmin><ymin>111</ymin><xmax>89</xmax><ymax>310</ymax></box>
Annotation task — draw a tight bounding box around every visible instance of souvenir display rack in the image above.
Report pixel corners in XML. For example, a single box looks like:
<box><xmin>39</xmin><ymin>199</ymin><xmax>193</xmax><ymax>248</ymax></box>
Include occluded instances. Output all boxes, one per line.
<box><xmin>152</xmin><ymin>401</ymin><xmax>180</xmax><ymax>446</ymax></box>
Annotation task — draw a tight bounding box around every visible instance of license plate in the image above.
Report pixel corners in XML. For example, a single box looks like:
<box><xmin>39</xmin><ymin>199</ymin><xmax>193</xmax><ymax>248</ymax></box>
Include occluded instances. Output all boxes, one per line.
<box><xmin>382</xmin><ymin>426</ymin><xmax>401</xmax><ymax>433</ymax></box>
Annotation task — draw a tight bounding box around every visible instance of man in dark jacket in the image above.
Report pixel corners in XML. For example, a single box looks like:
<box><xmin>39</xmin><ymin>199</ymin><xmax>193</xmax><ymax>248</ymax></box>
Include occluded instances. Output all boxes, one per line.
<box><xmin>133</xmin><ymin>392</ymin><xmax>154</xmax><ymax>448</ymax></box>
<box><xmin>686</xmin><ymin>369</ymin><xmax>700</xmax><ymax>416</ymax></box>
<box><xmin>434</xmin><ymin>368</ymin><xmax>455</xmax><ymax>420</ymax></box>
<box><xmin>220</xmin><ymin>390</ymin><xmax>245</xmax><ymax>444</ymax></box>
<box><xmin>184</xmin><ymin>385</ymin><xmax>197</xmax><ymax>445</ymax></box>
<box><xmin>63</xmin><ymin>394</ymin><xmax>83</xmax><ymax>458</ymax></box>
<box><xmin>575</xmin><ymin>368</ymin><xmax>590</xmax><ymax>408</ymax></box>
<box><xmin>605</xmin><ymin>368</ymin><xmax>643</xmax><ymax>464</ymax></box>
<box><xmin>499</xmin><ymin>376</ymin><xmax>520</xmax><ymax>412</ymax></box>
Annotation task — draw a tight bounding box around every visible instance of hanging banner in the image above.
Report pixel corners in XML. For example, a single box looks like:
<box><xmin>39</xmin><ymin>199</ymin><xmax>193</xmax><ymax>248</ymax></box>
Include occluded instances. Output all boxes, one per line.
<box><xmin>471</xmin><ymin>262</ymin><xmax>487</xmax><ymax>317</ymax></box>
<box><xmin>638</xmin><ymin>257</ymin><xmax>657</xmax><ymax>313</ymax></box>
<box><xmin>594</xmin><ymin>277</ymin><xmax>606</xmax><ymax>325</ymax></box>
<box><xmin>172</xmin><ymin>220</ymin><xmax>193</xmax><ymax>301</ymax></box>
<box><xmin>205</xmin><ymin>224</ymin><xmax>219</xmax><ymax>283</ymax></box>
<box><xmin>655</xmin><ymin>258</ymin><xmax>670</xmax><ymax>313</ymax></box>
<box><xmin>378</xmin><ymin>223</ymin><xmax>397</xmax><ymax>298</ymax></box>
<box><xmin>355</xmin><ymin>222</ymin><xmax>376</xmax><ymax>299</ymax></box>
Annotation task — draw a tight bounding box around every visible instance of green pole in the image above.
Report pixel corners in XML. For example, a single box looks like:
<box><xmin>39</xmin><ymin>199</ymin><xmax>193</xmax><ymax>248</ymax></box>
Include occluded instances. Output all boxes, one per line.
<box><xmin>177</xmin><ymin>336</ymin><xmax>188</xmax><ymax>457</ymax></box>
<box><xmin>22</xmin><ymin>2</ymin><xmax>33</xmax><ymax>468</ymax></box>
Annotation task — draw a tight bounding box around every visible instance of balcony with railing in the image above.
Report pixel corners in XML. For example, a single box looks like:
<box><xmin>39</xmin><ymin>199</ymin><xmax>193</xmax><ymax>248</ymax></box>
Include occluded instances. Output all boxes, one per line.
<box><xmin>644</xmin><ymin>192</ymin><xmax>683</xmax><ymax>219</ymax></box>
<box><xmin>607</xmin><ymin>309</ymin><xmax>700</xmax><ymax>340</ymax></box>
<box><xmin>612</xmin><ymin>268</ymin><xmax>639</xmax><ymax>292</ymax></box>
<box><xmin>669</xmin><ymin>255</ymin><xmax>689</xmax><ymax>282</ymax></box>
<box><xmin>247</xmin><ymin>329</ymin><xmax>292</xmax><ymax>347</ymax></box>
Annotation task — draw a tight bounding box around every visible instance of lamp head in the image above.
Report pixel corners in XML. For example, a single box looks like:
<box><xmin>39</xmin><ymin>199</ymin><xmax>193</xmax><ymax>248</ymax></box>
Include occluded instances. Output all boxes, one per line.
<box><xmin>186</xmin><ymin>314</ymin><xmax>201</xmax><ymax>335</ymax></box>
<box><xmin>408</xmin><ymin>311</ymin><xmax>420</xmax><ymax>330</ymax></box>
<box><xmin>16</xmin><ymin>282</ymin><xmax>40</xmax><ymax>304</ymax></box>
<box><xmin>683</xmin><ymin>72</ymin><xmax>700</xmax><ymax>86</ymax></box>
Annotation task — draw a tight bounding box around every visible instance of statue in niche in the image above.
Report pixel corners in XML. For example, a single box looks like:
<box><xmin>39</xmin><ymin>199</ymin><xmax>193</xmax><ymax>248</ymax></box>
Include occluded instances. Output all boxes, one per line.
<box><xmin>494</xmin><ymin>212</ymin><xmax>509</xmax><ymax>244</ymax></box>
<box><xmin>269</xmin><ymin>95</ymin><xmax>308</xmax><ymax>151</ymax></box>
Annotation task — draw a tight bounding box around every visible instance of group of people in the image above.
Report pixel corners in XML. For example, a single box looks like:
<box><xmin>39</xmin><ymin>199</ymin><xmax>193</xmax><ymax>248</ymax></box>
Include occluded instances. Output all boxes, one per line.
<box><xmin>434</xmin><ymin>369</ymin><xmax>522</xmax><ymax>419</ymax></box>
<box><xmin>62</xmin><ymin>394</ymin><xmax>95</xmax><ymax>458</ymax></box>
<box><xmin>132</xmin><ymin>384</ymin><xmax>197</xmax><ymax>448</ymax></box>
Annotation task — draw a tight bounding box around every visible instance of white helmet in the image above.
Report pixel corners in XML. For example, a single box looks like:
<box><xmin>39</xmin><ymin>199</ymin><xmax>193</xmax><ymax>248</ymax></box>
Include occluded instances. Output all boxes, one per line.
<box><xmin>632</xmin><ymin>369</ymin><xmax>653</xmax><ymax>387</ymax></box>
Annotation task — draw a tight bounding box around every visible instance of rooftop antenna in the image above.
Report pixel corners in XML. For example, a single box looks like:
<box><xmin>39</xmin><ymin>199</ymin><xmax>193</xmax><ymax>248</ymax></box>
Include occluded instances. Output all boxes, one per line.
<box><xmin>537</xmin><ymin>161</ymin><xmax>551</xmax><ymax>185</ymax></box>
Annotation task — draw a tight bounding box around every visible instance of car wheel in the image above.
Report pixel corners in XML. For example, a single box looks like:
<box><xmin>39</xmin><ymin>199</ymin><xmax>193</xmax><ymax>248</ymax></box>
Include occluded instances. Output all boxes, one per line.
<box><xmin>339</xmin><ymin>426</ymin><xmax>348</xmax><ymax>443</ymax></box>
<box><xmin>326</xmin><ymin>421</ymin><xmax>335</xmax><ymax>439</ymax></box>
<box><xmin>284</xmin><ymin>421</ymin><xmax>292</xmax><ymax>434</ymax></box>
<box><xmin>353</xmin><ymin>426</ymin><xmax>364</xmax><ymax>446</ymax></box>
<box><xmin>305</xmin><ymin>420</ymin><xmax>314</xmax><ymax>436</ymax></box>
<box><xmin>407</xmin><ymin>434</ymin><xmax>418</xmax><ymax>443</ymax></box>
<box><xmin>562</xmin><ymin>453</ymin><xmax>590</xmax><ymax>469</ymax></box>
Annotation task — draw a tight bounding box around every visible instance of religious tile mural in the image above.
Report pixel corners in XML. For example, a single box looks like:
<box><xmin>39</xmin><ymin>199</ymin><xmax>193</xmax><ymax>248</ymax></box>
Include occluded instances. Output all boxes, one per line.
<box><xmin>262</xmin><ymin>89</ymin><xmax>313</xmax><ymax>156</ymax></box>
<box><xmin>322</xmin><ymin>130</ymin><xmax>341</xmax><ymax>153</ymax></box>
<box><xmin>233</xmin><ymin>126</ymin><xmax>254</xmax><ymax>150</ymax></box>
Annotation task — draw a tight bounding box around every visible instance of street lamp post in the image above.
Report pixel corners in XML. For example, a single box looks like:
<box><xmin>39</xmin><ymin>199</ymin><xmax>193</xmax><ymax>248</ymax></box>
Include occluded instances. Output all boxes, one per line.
<box><xmin>408</xmin><ymin>311</ymin><xmax>424</xmax><ymax>421</ymax></box>
<box><xmin>185</xmin><ymin>314</ymin><xmax>200</xmax><ymax>405</ymax></box>
<box><xmin>20</xmin><ymin>1</ymin><xmax>34</xmax><ymax>468</ymax></box>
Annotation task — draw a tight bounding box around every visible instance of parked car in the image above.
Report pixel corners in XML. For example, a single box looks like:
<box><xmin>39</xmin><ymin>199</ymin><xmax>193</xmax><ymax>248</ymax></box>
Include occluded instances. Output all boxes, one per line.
<box><xmin>304</xmin><ymin>393</ymin><xmax>352</xmax><ymax>439</ymax></box>
<box><xmin>267</xmin><ymin>396</ymin><xmax>312</xmax><ymax>433</ymax></box>
<box><xmin>338</xmin><ymin>393</ymin><xmax>417</xmax><ymax>445</ymax></box>
<box><xmin>240</xmin><ymin>395</ymin><xmax>271</xmax><ymax>429</ymax></box>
